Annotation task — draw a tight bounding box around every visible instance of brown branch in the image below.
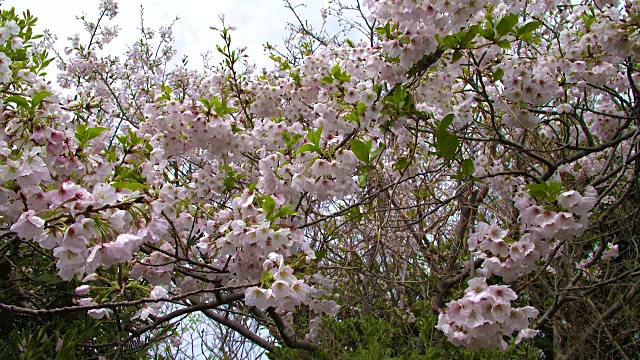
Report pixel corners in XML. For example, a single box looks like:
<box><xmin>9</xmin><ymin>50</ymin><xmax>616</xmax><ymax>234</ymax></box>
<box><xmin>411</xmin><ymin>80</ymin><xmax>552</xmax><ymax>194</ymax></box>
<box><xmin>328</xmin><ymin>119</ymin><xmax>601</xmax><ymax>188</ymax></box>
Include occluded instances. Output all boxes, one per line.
<box><xmin>266</xmin><ymin>307</ymin><xmax>319</xmax><ymax>351</ymax></box>
<box><xmin>202</xmin><ymin>309</ymin><xmax>275</xmax><ymax>352</ymax></box>
<box><xmin>126</xmin><ymin>292</ymin><xmax>245</xmax><ymax>341</ymax></box>
<box><xmin>0</xmin><ymin>283</ymin><xmax>255</xmax><ymax>316</ymax></box>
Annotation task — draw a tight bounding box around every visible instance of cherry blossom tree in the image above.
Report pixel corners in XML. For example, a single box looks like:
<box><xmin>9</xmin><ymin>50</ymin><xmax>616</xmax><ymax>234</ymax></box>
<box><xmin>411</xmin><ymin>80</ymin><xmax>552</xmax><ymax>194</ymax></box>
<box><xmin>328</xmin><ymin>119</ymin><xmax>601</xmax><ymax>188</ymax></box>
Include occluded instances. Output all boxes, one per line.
<box><xmin>1</xmin><ymin>0</ymin><xmax>639</xmax><ymax>359</ymax></box>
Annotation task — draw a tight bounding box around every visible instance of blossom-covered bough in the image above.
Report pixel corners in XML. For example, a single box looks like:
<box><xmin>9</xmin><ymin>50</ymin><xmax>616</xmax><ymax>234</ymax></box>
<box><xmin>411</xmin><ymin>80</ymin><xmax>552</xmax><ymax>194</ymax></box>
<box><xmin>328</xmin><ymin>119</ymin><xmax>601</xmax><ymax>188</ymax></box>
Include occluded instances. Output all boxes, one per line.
<box><xmin>1</xmin><ymin>0</ymin><xmax>639</xmax><ymax>358</ymax></box>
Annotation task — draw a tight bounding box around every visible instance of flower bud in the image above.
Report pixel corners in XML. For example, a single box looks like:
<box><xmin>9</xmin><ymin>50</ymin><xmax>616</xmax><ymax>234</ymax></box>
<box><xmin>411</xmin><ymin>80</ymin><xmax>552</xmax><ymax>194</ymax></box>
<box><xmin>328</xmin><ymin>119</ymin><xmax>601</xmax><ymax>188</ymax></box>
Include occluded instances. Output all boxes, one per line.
<box><xmin>75</xmin><ymin>285</ymin><xmax>91</xmax><ymax>295</ymax></box>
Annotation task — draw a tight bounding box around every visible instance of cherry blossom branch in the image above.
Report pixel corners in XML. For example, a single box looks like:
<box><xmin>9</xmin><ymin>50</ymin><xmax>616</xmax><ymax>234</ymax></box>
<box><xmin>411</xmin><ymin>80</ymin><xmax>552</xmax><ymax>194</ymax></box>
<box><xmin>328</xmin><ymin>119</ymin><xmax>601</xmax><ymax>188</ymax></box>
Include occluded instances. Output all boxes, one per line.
<box><xmin>44</xmin><ymin>196</ymin><xmax>145</xmax><ymax>226</ymax></box>
<box><xmin>0</xmin><ymin>283</ymin><xmax>255</xmax><ymax>316</ymax></box>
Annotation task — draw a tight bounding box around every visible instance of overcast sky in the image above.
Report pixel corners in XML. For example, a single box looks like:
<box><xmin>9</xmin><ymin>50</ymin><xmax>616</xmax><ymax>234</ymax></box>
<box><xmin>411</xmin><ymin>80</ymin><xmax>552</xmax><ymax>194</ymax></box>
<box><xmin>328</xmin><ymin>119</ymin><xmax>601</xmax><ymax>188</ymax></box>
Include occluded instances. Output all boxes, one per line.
<box><xmin>3</xmin><ymin>0</ymin><xmax>332</xmax><ymax>71</ymax></box>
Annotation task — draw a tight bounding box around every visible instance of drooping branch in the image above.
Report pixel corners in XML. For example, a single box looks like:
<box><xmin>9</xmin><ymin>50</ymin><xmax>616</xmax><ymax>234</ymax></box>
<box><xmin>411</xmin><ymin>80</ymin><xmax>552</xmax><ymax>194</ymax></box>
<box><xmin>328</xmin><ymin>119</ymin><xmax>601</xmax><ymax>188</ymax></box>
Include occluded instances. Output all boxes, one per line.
<box><xmin>202</xmin><ymin>309</ymin><xmax>275</xmax><ymax>352</ymax></box>
<box><xmin>266</xmin><ymin>307</ymin><xmax>319</xmax><ymax>351</ymax></box>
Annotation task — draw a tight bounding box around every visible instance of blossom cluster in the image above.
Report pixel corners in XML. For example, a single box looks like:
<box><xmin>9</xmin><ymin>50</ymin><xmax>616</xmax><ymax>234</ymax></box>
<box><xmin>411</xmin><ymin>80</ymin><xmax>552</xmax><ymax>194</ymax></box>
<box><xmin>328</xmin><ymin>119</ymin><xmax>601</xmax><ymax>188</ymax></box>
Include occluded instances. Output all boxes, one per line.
<box><xmin>436</xmin><ymin>277</ymin><xmax>539</xmax><ymax>351</ymax></box>
<box><xmin>467</xmin><ymin>186</ymin><xmax>597</xmax><ymax>283</ymax></box>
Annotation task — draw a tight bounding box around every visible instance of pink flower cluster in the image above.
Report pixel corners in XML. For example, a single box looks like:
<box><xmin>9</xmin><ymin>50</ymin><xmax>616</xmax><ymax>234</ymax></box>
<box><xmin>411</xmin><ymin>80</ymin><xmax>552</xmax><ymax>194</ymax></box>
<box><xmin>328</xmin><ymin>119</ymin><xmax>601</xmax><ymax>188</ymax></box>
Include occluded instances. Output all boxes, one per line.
<box><xmin>436</xmin><ymin>277</ymin><xmax>538</xmax><ymax>351</ymax></box>
<box><xmin>468</xmin><ymin>187</ymin><xmax>597</xmax><ymax>282</ymax></box>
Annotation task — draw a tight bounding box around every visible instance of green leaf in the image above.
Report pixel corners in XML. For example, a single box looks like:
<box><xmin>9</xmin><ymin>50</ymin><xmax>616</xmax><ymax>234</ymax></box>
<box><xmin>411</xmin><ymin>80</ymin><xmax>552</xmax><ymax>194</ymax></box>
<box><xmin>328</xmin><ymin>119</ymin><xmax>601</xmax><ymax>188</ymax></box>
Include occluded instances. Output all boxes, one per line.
<box><xmin>295</xmin><ymin>143</ymin><xmax>318</xmax><ymax>155</ymax></box>
<box><xmin>106</xmin><ymin>149</ymin><xmax>117</xmax><ymax>162</ymax></box>
<box><xmin>346</xmin><ymin>206</ymin><xmax>364</xmax><ymax>222</ymax></box>
<box><xmin>31</xmin><ymin>90</ymin><xmax>52</xmax><ymax>108</ymax></box>
<box><xmin>517</xmin><ymin>21</ymin><xmax>541</xmax><ymax>37</ymax></box>
<box><xmin>525</xmin><ymin>181</ymin><xmax>564</xmax><ymax>200</ymax></box>
<box><xmin>84</xmin><ymin>126</ymin><xmax>108</xmax><ymax>142</ymax></box>
<box><xmin>261</xmin><ymin>270</ymin><xmax>274</xmax><ymax>287</ymax></box>
<box><xmin>320</xmin><ymin>76</ymin><xmax>334</xmax><ymax>85</ymax></box>
<box><xmin>350</xmin><ymin>139</ymin><xmax>370</xmax><ymax>163</ymax></box>
<box><xmin>262</xmin><ymin>196</ymin><xmax>276</xmax><ymax>215</ymax></box>
<box><xmin>211</xmin><ymin>97</ymin><xmax>238</xmax><ymax>117</ymax></box>
<box><xmin>525</xmin><ymin>183</ymin><xmax>548</xmax><ymax>199</ymax></box>
<box><xmin>582</xmin><ymin>14</ymin><xmax>595</xmax><ymax>31</ymax></box>
<box><xmin>307</xmin><ymin>127</ymin><xmax>322</xmax><ymax>146</ymax></box>
<box><xmin>439</xmin><ymin>114</ymin><xmax>454</xmax><ymax>130</ymax></box>
<box><xmin>547</xmin><ymin>182</ymin><xmax>563</xmax><ymax>197</ymax></box>
<box><xmin>274</xmin><ymin>206</ymin><xmax>297</xmax><ymax>218</ymax></box>
<box><xmin>75</xmin><ymin>123</ymin><xmax>87</xmax><ymax>141</ymax></box>
<box><xmin>199</xmin><ymin>98</ymin><xmax>210</xmax><ymax>108</ymax></box>
<box><xmin>496</xmin><ymin>14</ymin><xmax>519</xmax><ymax>37</ymax></box>
<box><xmin>492</xmin><ymin>68</ymin><xmax>505</xmax><ymax>82</ymax></box>
<box><xmin>290</xmin><ymin>71</ymin><xmax>301</xmax><ymax>86</ymax></box>
<box><xmin>248</xmin><ymin>181</ymin><xmax>259</xmax><ymax>192</ymax></box>
<box><xmin>357</xmin><ymin>171</ymin><xmax>368</xmax><ymax>187</ymax></box>
<box><xmin>455</xmin><ymin>26</ymin><xmax>478</xmax><ymax>47</ymax></box>
<box><xmin>223</xmin><ymin>176</ymin><xmax>236</xmax><ymax>190</ymax></box>
<box><xmin>392</xmin><ymin>157</ymin><xmax>409</xmax><ymax>171</ymax></box>
<box><xmin>314</xmin><ymin>248</ymin><xmax>328</xmax><ymax>263</ymax></box>
<box><xmin>4</xmin><ymin>95</ymin><xmax>29</xmax><ymax>108</ymax></box>
<box><xmin>436</xmin><ymin>132</ymin><xmax>459</xmax><ymax>159</ymax></box>
<box><xmin>331</xmin><ymin>64</ymin><xmax>341</xmax><ymax>79</ymax></box>
<box><xmin>35</xmin><ymin>273</ymin><xmax>62</xmax><ymax>285</ymax></box>
<box><xmin>495</xmin><ymin>39</ymin><xmax>512</xmax><ymax>49</ymax></box>
<box><xmin>435</xmin><ymin>115</ymin><xmax>459</xmax><ymax>159</ymax></box>
<box><xmin>451</xmin><ymin>50</ymin><xmax>463</xmax><ymax>63</ymax></box>
<box><xmin>76</xmin><ymin>124</ymin><xmax>108</xmax><ymax>148</ymax></box>
<box><xmin>460</xmin><ymin>158</ymin><xmax>475</xmax><ymax>178</ymax></box>
<box><xmin>313</xmin><ymin>126</ymin><xmax>323</xmax><ymax>146</ymax></box>
<box><xmin>442</xmin><ymin>34</ymin><xmax>458</xmax><ymax>49</ymax></box>
<box><xmin>282</xmin><ymin>132</ymin><xmax>303</xmax><ymax>151</ymax></box>
<box><xmin>479</xmin><ymin>28</ymin><xmax>495</xmax><ymax>41</ymax></box>
<box><xmin>344</xmin><ymin>110</ymin><xmax>360</xmax><ymax>124</ymax></box>
<box><xmin>112</xmin><ymin>181</ymin><xmax>149</xmax><ymax>191</ymax></box>
<box><xmin>370</xmin><ymin>143</ymin><xmax>385</xmax><ymax>161</ymax></box>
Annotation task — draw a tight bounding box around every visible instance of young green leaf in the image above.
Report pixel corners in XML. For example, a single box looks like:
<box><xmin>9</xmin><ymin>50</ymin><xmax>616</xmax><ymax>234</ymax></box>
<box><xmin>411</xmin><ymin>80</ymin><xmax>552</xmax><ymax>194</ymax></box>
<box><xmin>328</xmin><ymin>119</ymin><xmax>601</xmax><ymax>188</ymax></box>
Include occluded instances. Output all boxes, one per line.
<box><xmin>274</xmin><ymin>206</ymin><xmax>297</xmax><ymax>219</ymax></box>
<box><xmin>314</xmin><ymin>248</ymin><xmax>328</xmax><ymax>263</ymax></box>
<box><xmin>495</xmin><ymin>39</ymin><xmax>512</xmax><ymax>49</ymax></box>
<box><xmin>442</xmin><ymin>34</ymin><xmax>458</xmax><ymax>49</ymax></box>
<box><xmin>307</xmin><ymin>127</ymin><xmax>323</xmax><ymax>147</ymax></box>
<box><xmin>84</xmin><ymin>127</ymin><xmax>108</xmax><ymax>142</ymax></box>
<box><xmin>350</xmin><ymin>139</ymin><xmax>370</xmax><ymax>163</ymax></box>
<box><xmin>460</xmin><ymin>158</ymin><xmax>475</xmax><ymax>178</ymax></box>
<box><xmin>451</xmin><ymin>50</ymin><xmax>463</xmax><ymax>63</ymax></box>
<box><xmin>492</xmin><ymin>68</ymin><xmax>505</xmax><ymax>82</ymax></box>
<box><xmin>112</xmin><ymin>181</ymin><xmax>149</xmax><ymax>191</ymax></box>
<box><xmin>392</xmin><ymin>157</ymin><xmax>409</xmax><ymax>171</ymax></box>
<box><xmin>479</xmin><ymin>27</ymin><xmax>495</xmax><ymax>41</ymax></box>
<box><xmin>5</xmin><ymin>95</ymin><xmax>29</xmax><ymax>108</ymax></box>
<box><xmin>320</xmin><ymin>76</ymin><xmax>334</xmax><ymax>85</ymax></box>
<box><xmin>295</xmin><ymin>143</ymin><xmax>318</xmax><ymax>155</ymax></box>
<box><xmin>370</xmin><ymin>143</ymin><xmax>385</xmax><ymax>161</ymax></box>
<box><xmin>525</xmin><ymin>183</ymin><xmax>548</xmax><ymax>199</ymax></box>
<box><xmin>331</xmin><ymin>64</ymin><xmax>341</xmax><ymax>79</ymax></box>
<box><xmin>262</xmin><ymin>196</ymin><xmax>276</xmax><ymax>215</ymax></box>
<box><xmin>439</xmin><ymin>114</ymin><xmax>455</xmax><ymax>131</ymax></box>
<box><xmin>517</xmin><ymin>21</ymin><xmax>541</xmax><ymax>37</ymax></box>
<box><xmin>436</xmin><ymin>132</ymin><xmax>459</xmax><ymax>159</ymax></box>
<box><xmin>31</xmin><ymin>91</ymin><xmax>52</xmax><ymax>109</ymax></box>
<box><xmin>496</xmin><ymin>14</ymin><xmax>519</xmax><ymax>37</ymax></box>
